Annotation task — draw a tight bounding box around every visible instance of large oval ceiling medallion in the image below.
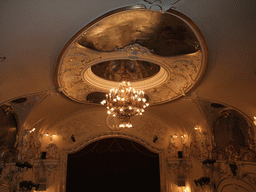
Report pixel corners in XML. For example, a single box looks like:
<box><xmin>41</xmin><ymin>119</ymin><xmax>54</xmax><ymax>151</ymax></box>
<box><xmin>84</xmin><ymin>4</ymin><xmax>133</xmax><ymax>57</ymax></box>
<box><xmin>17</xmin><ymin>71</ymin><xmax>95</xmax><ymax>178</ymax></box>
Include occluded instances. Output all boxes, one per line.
<box><xmin>55</xmin><ymin>5</ymin><xmax>208</xmax><ymax>105</ymax></box>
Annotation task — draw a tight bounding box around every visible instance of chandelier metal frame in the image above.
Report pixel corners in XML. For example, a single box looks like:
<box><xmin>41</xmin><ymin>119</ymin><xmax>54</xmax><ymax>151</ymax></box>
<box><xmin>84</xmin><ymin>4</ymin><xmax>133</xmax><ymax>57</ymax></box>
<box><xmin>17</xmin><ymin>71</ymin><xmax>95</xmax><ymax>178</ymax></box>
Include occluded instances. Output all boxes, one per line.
<box><xmin>101</xmin><ymin>81</ymin><xmax>149</xmax><ymax>128</ymax></box>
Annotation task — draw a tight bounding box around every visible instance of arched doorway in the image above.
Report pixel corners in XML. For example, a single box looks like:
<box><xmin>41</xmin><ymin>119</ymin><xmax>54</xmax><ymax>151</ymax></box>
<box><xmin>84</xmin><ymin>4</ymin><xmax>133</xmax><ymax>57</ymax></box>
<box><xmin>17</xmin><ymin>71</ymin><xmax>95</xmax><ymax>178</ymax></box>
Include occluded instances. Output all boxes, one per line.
<box><xmin>66</xmin><ymin>138</ymin><xmax>160</xmax><ymax>192</ymax></box>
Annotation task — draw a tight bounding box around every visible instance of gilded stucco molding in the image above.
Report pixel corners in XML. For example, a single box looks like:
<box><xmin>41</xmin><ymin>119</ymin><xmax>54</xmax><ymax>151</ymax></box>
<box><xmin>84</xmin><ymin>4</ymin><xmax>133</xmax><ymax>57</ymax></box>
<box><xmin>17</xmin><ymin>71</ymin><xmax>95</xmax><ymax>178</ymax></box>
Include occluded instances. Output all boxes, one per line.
<box><xmin>55</xmin><ymin>7</ymin><xmax>208</xmax><ymax>105</ymax></box>
<box><xmin>43</xmin><ymin>107</ymin><xmax>176</xmax><ymax>149</ymax></box>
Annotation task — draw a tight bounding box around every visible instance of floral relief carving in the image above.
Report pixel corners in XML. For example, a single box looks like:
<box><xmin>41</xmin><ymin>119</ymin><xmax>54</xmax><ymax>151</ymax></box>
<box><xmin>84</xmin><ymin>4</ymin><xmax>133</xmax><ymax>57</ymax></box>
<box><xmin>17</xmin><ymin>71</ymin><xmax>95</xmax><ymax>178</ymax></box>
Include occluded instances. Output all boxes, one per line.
<box><xmin>167</xmin><ymin>160</ymin><xmax>191</xmax><ymax>176</ymax></box>
<box><xmin>135</xmin><ymin>114</ymin><xmax>169</xmax><ymax>142</ymax></box>
<box><xmin>0</xmin><ymin>163</ymin><xmax>26</xmax><ymax>192</ymax></box>
<box><xmin>213</xmin><ymin>162</ymin><xmax>256</xmax><ymax>192</ymax></box>
<box><xmin>167</xmin><ymin>135</ymin><xmax>178</xmax><ymax>158</ymax></box>
<box><xmin>46</xmin><ymin>109</ymin><xmax>105</xmax><ymax>143</ymax></box>
<box><xmin>46</xmin><ymin>143</ymin><xmax>59</xmax><ymax>159</ymax></box>
<box><xmin>167</xmin><ymin>162</ymin><xmax>179</xmax><ymax>175</ymax></box>
<box><xmin>190</xmin><ymin>129</ymin><xmax>208</xmax><ymax>159</ymax></box>
<box><xmin>45</xmin><ymin>164</ymin><xmax>58</xmax><ymax>176</ymax></box>
<box><xmin>242</xmin><ymin>172</ymin><xmax>256</xmax><ymax>186</ymax></box>
<box><xmin>17</xmin><ymin>131</ymin><xmax>36</xmax><ymax>161</ymax></box>
<box><xmin>181</xmin><ymin>136</ymin><xmax>190</xmax><ymax>159</ymax></box>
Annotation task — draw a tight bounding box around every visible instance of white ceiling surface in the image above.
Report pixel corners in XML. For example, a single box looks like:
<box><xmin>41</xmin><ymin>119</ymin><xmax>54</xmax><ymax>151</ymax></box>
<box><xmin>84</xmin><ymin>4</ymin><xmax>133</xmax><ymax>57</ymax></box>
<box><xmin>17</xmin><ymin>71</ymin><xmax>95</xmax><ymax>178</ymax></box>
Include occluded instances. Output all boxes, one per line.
<box><xmin>0</xmin><ymin>0</ymin><xmax>256</xmax><ymax>130</ymax></box>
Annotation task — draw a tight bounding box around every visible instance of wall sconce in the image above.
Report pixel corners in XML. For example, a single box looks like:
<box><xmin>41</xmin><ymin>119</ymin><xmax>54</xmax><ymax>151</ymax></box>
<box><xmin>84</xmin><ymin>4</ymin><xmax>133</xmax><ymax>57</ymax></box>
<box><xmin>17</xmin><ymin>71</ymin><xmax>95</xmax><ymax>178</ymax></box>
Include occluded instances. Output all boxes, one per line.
<box><xmin>194</xmin><ymin>125</ymin><xmax>200</xmax><ymax>130</ymax></box>
<box><xmin>254</xmin><ymin>116</ymin><xmax>256</xmax><ymax>125</ymax></box>
<box><xmin>180</xmin><ymin>134</ymin><xmax>187</xmax><ymax>144</ymax></box>
<box><xmin>170</xmin><ymin>134</ymin><xmax>178</xmax><ymax>143</ymax></box>
<box><xmin>170</xmin><ymin>134</ymin><xmax>178</xmax><ymax>140</ymax></box>
<box><xmin>44</xmin><ymin>133</ymin><xmax>57</xmax><ymax>142</ymax></box>
<box><xmin>29</xmin><ymin>128</ymin><xmax>36</xmax><ymax>133</ymax></box>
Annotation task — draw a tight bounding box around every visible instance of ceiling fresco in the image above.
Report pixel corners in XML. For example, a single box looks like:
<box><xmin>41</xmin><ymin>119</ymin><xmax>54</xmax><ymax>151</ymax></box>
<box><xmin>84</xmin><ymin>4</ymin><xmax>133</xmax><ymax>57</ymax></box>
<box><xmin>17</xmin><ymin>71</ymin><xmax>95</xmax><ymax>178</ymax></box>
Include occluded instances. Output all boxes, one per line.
<box><xmin>55</xmin><ymin>6</ymin><xmax>208</xmax><ymax>105</ymax></box>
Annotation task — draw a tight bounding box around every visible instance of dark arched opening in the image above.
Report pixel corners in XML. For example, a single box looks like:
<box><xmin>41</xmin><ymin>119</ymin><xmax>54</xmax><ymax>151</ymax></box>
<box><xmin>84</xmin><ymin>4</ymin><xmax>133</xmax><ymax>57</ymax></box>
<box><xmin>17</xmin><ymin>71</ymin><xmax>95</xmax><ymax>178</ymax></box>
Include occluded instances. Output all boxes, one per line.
<box><xmin>66</xmin><ymin>138</ymin><xmax>160</xmax><ymax>192</ymax></box>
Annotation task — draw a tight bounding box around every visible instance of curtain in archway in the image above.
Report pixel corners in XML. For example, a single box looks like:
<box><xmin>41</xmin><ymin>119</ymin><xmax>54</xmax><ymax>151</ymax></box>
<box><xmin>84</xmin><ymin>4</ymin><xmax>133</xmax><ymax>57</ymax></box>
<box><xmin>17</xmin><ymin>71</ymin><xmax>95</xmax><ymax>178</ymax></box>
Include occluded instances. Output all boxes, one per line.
<box><xmin>66</xmin><ymin>138</ymin><xmax>160</xmax><ymax>192</ymax></box>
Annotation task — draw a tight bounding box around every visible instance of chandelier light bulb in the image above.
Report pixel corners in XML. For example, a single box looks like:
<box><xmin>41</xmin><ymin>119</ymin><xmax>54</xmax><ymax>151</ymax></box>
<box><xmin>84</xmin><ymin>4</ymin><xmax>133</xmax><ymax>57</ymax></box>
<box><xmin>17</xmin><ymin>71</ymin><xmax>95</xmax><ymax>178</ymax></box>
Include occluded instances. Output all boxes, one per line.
<box><xmin>101</xmin><ymin>81</ymin><xmax>149</xmax><ymax>128</ymax></box>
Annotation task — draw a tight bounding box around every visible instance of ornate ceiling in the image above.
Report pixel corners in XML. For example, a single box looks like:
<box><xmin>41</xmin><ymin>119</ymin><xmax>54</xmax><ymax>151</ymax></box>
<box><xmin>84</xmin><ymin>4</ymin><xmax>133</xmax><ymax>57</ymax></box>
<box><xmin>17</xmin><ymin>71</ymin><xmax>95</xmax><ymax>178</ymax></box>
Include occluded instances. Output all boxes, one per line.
<box><xmin>0</xmin><ymin>1</ymin><xmax>256</xmax><ymax>192</ymax></box>
<box><xmin>55</xmin><ymin>6</ymin><xmax>208</xmax><ymax>105</ymax></box>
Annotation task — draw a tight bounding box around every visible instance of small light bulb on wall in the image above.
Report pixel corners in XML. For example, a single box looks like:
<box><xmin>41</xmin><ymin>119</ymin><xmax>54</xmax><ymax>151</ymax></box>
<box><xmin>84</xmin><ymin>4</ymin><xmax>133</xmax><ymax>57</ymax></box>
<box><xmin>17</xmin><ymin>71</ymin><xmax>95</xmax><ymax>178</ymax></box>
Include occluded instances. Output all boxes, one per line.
<box><xmin>254</xmin><ymin>116</ymin><xmax>256</xmax><ymax>125</ymax></box>
<box><xmin>29</xmin><ymin>128</ymin><xmax>36</xmax><ymax>133</ymax></box>
<box><xmin>194</xmin><ymin>125</ymin><xmax>199</xmax><ymax>130</ymax></box>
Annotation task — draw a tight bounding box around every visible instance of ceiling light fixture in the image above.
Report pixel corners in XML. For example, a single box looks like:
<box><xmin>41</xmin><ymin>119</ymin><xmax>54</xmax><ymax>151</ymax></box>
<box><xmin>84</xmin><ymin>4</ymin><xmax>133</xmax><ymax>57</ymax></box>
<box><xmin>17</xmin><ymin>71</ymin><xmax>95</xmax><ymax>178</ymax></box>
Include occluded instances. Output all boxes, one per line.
<box><xmin>101</xmin><ymin>81</ymin><xmax>149</xmax><ymax>128</ymax></box>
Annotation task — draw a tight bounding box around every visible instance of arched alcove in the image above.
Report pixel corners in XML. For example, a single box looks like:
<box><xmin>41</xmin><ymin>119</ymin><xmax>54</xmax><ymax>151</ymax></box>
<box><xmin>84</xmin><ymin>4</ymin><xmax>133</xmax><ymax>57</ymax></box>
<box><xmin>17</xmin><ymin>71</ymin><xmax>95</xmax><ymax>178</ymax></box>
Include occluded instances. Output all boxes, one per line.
<box><xmin>217</xmin><ymin>178</ymin><xmax>256</xmax><ymax>192</ymax></box>
<box><xmin>66</xmin><ymin>138</ymin><xmax>161</xmax><ymax>192</ymax></box>
<box><xmin>212</xmin><ymin>109</ymin><xmax>256</xmax><ymax>161</ymax></box>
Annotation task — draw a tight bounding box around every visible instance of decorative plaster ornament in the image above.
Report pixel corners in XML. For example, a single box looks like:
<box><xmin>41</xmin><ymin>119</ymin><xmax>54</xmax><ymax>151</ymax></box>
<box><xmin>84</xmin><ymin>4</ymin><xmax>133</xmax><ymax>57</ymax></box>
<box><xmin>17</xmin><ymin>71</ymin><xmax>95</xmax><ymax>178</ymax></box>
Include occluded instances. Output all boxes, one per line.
<box><xmin>55</xmin><ymin>6</ymin><xmax>208</xmax><ymax>106</ymax></box>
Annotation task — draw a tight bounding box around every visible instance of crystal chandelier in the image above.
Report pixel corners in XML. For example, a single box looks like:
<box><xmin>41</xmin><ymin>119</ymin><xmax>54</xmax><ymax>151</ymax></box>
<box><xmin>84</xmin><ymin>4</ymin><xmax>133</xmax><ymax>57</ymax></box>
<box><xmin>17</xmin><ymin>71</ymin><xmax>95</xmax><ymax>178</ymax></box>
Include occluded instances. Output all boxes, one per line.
<box><xmin>101</xmin><ymin>81</ymin><xmax>149</xmax><ymax>128</ymax></box>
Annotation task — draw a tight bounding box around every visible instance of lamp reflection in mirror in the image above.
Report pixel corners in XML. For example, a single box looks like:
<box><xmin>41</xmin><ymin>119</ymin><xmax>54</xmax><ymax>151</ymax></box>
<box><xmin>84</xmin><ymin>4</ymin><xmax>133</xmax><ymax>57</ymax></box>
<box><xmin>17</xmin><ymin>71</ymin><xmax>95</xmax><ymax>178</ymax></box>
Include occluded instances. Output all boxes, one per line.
<box><xmin>101</xmin><ymin>81</ymin><xmax>149</xmax><ymax>128</ymax></box>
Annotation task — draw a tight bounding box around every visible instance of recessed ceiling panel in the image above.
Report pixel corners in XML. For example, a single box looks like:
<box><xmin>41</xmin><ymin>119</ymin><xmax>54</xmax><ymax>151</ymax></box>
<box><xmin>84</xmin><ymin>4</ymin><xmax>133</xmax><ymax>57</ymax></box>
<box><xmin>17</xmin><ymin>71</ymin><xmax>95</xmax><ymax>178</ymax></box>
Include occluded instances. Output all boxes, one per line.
<box><xmin>55</xmin><ymin>5</ymin><xmax>208</xmax><ymax>105</ymax></box>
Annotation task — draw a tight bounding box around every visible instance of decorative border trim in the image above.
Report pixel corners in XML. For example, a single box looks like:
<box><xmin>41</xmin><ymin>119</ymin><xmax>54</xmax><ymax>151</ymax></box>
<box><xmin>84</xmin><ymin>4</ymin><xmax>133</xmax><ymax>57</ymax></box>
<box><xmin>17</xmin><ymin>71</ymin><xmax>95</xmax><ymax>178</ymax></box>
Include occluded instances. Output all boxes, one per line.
<box><xmin>83</xmin><ymin>66</ymin><xmax>169</xmax><ymax>91</ymax></box>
